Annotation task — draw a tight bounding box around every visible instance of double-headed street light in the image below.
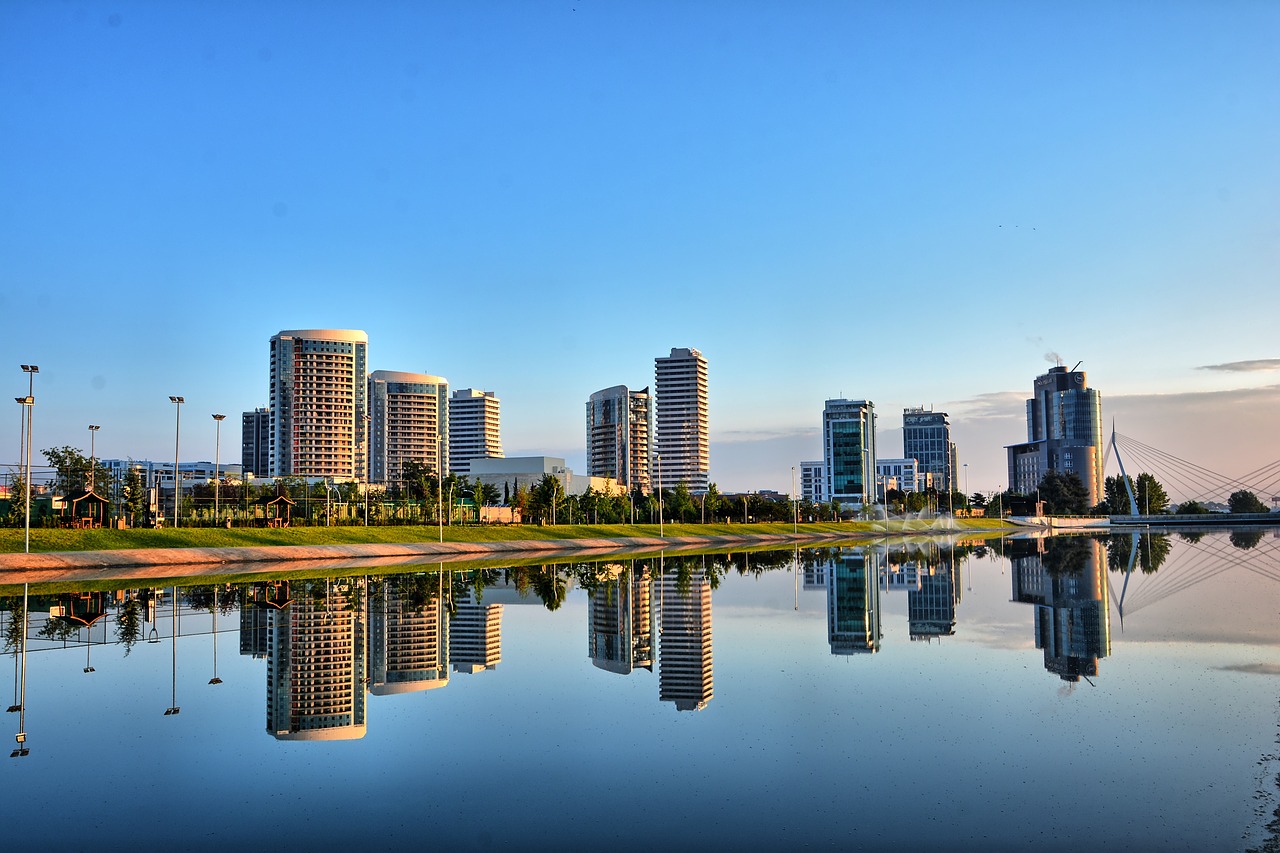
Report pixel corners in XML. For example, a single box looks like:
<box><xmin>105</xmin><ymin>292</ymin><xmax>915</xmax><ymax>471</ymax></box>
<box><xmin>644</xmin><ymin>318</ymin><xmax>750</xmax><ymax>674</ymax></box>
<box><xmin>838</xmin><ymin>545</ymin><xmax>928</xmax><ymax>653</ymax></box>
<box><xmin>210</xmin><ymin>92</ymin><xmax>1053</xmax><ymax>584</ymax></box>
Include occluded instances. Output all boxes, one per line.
<box><xmin>169</xmin><ymin>397</ymin><xmax>184</xmax><ymax>527</ymax></box>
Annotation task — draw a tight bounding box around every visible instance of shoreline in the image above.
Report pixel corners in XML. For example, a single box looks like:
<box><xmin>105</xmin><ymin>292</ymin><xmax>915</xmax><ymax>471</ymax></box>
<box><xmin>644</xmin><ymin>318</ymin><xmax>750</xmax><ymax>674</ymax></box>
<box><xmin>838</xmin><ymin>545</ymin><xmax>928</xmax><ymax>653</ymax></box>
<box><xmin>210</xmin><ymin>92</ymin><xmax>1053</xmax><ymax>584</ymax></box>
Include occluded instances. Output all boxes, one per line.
<box><xmin>0</xmin><ymin>529</ymin><xmax>878</xmax><ymax>584</ymax></box>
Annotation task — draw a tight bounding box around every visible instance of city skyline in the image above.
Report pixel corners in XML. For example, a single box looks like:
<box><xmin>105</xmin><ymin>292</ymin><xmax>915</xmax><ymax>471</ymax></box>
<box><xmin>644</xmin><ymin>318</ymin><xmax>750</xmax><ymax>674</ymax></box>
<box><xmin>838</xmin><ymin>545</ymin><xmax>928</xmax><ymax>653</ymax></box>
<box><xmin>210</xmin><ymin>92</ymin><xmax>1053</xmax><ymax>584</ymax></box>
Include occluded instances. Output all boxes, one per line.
<box><xmin>3</xmin><ymin>3</ymin><xmax>1277</xmax><ymax>495</ymax></box>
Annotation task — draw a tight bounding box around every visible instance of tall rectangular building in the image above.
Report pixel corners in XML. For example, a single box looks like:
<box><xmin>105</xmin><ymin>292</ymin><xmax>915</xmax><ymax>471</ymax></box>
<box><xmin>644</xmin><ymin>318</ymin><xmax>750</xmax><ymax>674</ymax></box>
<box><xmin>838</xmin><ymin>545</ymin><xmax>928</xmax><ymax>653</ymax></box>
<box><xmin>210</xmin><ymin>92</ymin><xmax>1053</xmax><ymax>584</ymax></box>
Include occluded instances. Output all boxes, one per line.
<box><xmin>1005</xmin><ymin>364</ymin><xmax>1103</xmax><ymax>506</ymax></box>
<box><xmin>368</xmin><ymin>370</ymin><xmax>448</xmax><ymax>486</ymax></box>
<box><xmin>902</xmin><ymin>406</ymin><xmax>956</xmax><ymax>492</ymax></box>
<box><xmin>823</xmin><ymin>399</ymin><xmax>876</xmax><ymax>508</ymax></box>
<box><xmin>269</xmin><ymin>329</ymin><xmax>369</xmax><ymax>480</ymax></box>
<box><xmin>449</xmin><ymin>389</ymin><xmax>503</xmax><ymax>476</ymax></box>
<box><xmin>654</xmin><ymin>347</ymin><xmax>709</xmax><ymax>494</ymax></box>
<box><xmin>241</xmin><ymin>407</ymin><xmax>270</xmax><ymax>478</ymax></box>
<box><xmin>586</xmin><ymin>385</ymin><xmax>652</xmax><ymax>492</ymax></box>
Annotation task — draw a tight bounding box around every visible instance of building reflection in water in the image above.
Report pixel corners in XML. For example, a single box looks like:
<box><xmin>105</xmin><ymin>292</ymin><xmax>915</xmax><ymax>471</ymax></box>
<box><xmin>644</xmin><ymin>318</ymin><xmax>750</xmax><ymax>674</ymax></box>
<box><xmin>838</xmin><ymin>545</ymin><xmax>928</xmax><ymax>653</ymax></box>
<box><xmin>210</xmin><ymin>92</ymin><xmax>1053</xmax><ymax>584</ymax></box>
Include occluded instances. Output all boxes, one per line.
<box><xmin>451</xmin><ymin>589</ymin><xmax>503</xmax><ymax>675</ymax></box>
<box><xmin>368</xmin><ymin>575</ymin><xmax>449</xmax><ymax>696</ymax></box>
<box><xmin>827</xmin><ymin>548</ymin><xmax>881</xmax><ymax>655</ymax></box>
<box><xmin>588</xmin><ymin>562</ymin><xmax>654</xmax><ymax>676</ymax></box>
<box><xmin>905</xmin><ymin>548</ymin><xmax>960</xmax><ymax>641</ymax></box>
<box><xmin>266</xmin><ymin>579</ymin><xmax>367</xmax><ymax>741</ymax></box>
<box><xmin>1011</xmin><ymin>537</ymin><xmax>1111</xmax><ymax>681</ymax></box>
<box><xmin>658</xmin><ymin>558</ymin><xmax>713</xmax><ymax>711</ymax></box>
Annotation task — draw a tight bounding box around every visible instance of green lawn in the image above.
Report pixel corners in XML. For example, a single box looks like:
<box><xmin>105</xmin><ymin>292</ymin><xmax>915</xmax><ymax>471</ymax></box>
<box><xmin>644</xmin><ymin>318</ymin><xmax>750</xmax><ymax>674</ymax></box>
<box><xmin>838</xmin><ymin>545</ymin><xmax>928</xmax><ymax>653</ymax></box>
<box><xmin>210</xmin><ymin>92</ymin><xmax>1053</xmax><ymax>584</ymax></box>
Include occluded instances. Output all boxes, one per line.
<box><xmin>0</xmin><ymin>518</ymin><xmax>1009</xmax><ymax>553</ymax></box>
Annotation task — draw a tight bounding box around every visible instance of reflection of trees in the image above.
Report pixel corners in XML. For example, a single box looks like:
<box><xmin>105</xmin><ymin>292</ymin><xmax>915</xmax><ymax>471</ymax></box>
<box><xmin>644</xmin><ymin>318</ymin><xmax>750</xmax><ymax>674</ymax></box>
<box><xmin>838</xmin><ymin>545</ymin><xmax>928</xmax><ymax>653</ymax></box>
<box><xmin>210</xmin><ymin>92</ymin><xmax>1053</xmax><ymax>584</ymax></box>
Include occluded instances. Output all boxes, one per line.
<box><xmin>1106</xmin><ymin>533</ymin><xmax>1171</xmax><ymax>574</ymax></box>
<box><xmin>1178</xmin><ymin>530</ymin><xmax>1204</xmax><ymax>544</ymax></box>
<box><xmin>529</xmin><ymin>566</ymin><xmax>568</xmax><ymax>611</ymax></box>
<box><xmin>3</xmin><ymin>597</ymin><xmax>26</xmax><ymax>652</ymax></box>
<box><xmin>115</xmin><ymin>596</ymin><xmax>141</xmax><ymax>655</ymax></box>
<box><xmin>1041</xmin><ymin>536</ymin><xmax>1095</xmax><ymax>574</ymax></box>
<box><xmin>1229</xmin><ymin>529</ymin><xmax>1264</xmax><ymax>550</ymax></box>
<box><xmin>38</xmin><ymin>617</ymin><xmax>80</xmax><ymax>642</ymax></box>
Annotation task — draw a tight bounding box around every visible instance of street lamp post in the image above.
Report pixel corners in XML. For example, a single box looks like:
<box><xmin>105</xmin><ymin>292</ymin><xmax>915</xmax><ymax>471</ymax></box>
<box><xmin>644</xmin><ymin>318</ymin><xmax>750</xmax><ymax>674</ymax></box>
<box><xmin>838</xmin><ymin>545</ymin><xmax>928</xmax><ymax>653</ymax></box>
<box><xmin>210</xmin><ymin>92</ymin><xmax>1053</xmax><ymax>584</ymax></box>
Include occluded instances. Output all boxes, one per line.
<box><xmin>655</xmin><ymin>452</ymin><xmax>663</xmax><ymax>538</ymax></box>
<box><xmin>792</xmin><ymin>465</ymin><xmax>798</xmax><ymax>535</ymax></box>
<box><xmin>88</xmin><ymin>424</ymin><xmax>100</xmax><ymax>492</ymax></box>
<box><xmin>18</xmin><ymin>364</ymin><xmax>37</xmax><ymax>555</ymax></box>
<box><xmin>364</xmin><ymin>414</ymin><xmax>371</xmax><ymax>526</ymax></box>
<box><xmin>963</xmin><ymin>463</ymin><xmax>969</xmax><ymax>510</ymax></box>
<box><xmin>169</xmin><ymin>397</ymin><xmax>184</xmax><ymax>527</ymax></box>
<box><xmin>212</xmin><ymin>414</ymin><xmax>226</xmax><ymax>525</ymax></box>
<box><xmin>437</xmin><ymin>434</ymin><xmax>444</xmax><ymax>544</ymax></box>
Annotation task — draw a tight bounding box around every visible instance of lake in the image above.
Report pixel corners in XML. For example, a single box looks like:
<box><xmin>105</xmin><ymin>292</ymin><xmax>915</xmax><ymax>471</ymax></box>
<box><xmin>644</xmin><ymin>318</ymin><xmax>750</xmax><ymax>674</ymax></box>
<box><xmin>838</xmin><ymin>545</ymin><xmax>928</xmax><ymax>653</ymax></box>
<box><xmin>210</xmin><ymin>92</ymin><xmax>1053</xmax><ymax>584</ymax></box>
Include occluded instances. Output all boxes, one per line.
<box><xmin>2</xmin><ymin>529</ymin><xmax>1278</xmax><ymax>851</ymax></box>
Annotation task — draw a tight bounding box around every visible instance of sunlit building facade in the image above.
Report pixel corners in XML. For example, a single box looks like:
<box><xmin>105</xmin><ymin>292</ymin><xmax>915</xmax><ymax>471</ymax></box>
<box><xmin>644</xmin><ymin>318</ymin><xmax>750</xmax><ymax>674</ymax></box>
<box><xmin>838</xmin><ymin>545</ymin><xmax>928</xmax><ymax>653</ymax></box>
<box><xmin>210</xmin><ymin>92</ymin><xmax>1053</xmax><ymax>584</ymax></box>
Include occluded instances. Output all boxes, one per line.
<box><xmin>1006</xmin><ymin>365</ymin><xmax>1104</xmax><ymax>506</ymax></box>
<box><xmin>902</xmin><ymin>407</ymin><xmax>956</xmax><ymax>492</ymax></box>
<box><xmin>586</xmin><ymin>385</ymin><xmax>652</xmax><ymax>492</ymax></box>
<box><xmin>449</xmin><ymin>389</ymin><xmax>502</xmax><ymax>476</ymax></box>
<box><xmin>654</xmin><ymin>348</ymin><xmax>709</xmax><ymax>493</ymax></box>
<box><xmin>368</xmin><ymin>370</ymin><xmax>448</xmax><ymax>486</ymax></box>
<box><xmin>268</xmin><ymin>329</ymin><xmax>369</xmax><ymax>480</ymax></box>
<box><xmin>823</xmin><ymin>399</ymin><xmax>877</xmax><ymax>508</ymax></box>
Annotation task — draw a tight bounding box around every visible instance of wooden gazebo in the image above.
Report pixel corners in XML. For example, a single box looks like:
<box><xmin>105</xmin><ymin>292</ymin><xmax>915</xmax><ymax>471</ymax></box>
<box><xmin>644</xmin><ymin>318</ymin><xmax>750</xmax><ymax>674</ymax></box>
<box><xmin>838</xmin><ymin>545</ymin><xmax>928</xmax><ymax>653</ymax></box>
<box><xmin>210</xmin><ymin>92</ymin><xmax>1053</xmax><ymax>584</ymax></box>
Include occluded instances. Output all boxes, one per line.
<box><xmin>257</xmin><ymin>494</ymin><xmax>296</xmax><ymax>528</ymax></box>
<box><xmin>61</xmin><ymin>489</ymin><xmax>110</xmax><ymax>529</ymax></box>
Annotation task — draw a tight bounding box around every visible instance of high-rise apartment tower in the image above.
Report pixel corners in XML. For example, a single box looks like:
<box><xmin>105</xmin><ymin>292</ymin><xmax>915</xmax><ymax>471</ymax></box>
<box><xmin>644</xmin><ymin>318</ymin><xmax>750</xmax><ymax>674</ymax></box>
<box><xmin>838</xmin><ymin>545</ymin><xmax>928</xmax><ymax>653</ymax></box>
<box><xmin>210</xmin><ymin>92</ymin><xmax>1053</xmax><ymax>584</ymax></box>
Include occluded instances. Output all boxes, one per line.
<box><xmin>268</xmin><ymin>329</ymin><xmax>368</xmax><ymax>480</ymax></box>
<box><xmin>586</xmin><ymin>385</ymin><xmax>652</xmax><ymax>492</ymax></box>
<box><xmin>449</xmin><ymin>389</ymin><xmax>503</xmax><ymax>476</ymax></box>
<box><xmin>654</xmin><ymin>348</ymin><xmax>709</xmax><ymax>493</ymax></box>
<box><xmin>368</xmin><ymin>370</ymin><xmax>448</xmax><ymax>486</ymax></box>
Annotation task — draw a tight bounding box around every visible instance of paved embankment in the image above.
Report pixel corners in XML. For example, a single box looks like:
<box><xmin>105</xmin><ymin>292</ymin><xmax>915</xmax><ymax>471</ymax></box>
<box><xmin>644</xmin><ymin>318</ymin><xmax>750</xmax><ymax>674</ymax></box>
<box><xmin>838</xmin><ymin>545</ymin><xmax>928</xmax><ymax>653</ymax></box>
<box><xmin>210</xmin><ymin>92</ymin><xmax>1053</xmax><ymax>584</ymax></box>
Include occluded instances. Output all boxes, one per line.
<box><xmin>0</xmin><ymin>530</ymin><xmax>865</xmax><ymax>584</ymax></box>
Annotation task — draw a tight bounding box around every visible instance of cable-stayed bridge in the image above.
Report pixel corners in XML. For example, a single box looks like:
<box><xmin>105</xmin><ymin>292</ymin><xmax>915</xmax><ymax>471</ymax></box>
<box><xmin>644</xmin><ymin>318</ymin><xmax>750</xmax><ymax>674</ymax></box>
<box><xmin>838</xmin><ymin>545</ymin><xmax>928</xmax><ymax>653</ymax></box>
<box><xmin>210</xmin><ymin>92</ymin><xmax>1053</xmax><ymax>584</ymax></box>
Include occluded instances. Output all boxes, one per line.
<box><xmin>1105</xmin><ymin>429</ymin><xmax>1280</xmax><ymax>514</ymax></box>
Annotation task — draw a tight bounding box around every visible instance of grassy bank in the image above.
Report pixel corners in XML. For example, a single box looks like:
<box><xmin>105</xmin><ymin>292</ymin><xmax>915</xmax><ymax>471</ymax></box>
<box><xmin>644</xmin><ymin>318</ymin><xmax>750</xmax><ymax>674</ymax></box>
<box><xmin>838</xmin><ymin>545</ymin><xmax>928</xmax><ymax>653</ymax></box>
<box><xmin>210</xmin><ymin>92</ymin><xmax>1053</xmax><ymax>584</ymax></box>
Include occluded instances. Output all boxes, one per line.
<box><xmin>0</xmin><ymin>518</ymin><xmax>1010</xmax><ymax>554</ymax></box>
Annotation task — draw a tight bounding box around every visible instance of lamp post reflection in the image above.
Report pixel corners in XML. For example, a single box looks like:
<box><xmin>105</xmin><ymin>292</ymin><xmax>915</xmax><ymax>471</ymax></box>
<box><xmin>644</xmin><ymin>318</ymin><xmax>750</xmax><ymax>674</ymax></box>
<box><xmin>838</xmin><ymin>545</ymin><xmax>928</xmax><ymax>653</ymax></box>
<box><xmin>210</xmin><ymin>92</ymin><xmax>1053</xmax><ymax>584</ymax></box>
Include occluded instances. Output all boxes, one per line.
<box><xmin>209</xmin><ymin>586</ymin><xmax>222</xmax><ymax>685</ymax></box>
<box><xmin>164</xmin><ymin>586</ymin><xmax>180</xmax><ymax>715</ymax></box>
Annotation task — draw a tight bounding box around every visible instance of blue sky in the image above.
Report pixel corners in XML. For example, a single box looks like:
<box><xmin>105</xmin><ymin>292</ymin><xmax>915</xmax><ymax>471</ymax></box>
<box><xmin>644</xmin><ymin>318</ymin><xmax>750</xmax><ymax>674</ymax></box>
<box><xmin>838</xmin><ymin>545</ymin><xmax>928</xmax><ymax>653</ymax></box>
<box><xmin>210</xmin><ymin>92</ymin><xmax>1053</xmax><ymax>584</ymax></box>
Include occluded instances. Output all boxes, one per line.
<box><xmin>3</xmin><ymin>1</ymin><xmax>1278</xmax><ymax>495</ymax></box>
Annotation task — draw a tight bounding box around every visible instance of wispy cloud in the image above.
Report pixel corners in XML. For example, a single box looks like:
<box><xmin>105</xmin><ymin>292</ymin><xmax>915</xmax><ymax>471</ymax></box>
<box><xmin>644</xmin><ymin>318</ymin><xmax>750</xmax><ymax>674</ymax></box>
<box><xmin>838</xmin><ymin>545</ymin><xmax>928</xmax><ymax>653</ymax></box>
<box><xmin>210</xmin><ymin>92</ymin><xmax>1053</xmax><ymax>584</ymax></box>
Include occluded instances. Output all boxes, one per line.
<box><xmin>1195</xmin><ymin>358</ymin><xmax>1280</xmax><ymax>373</ymax></box>
<box><xmin>713</xmin><ymin>425</ymin><xmax>818</xmax><ymax>444</ymax></box>
<box><xmin>944</xmin><ymin>391</ymin><xmax>1026</xmax><ymax>420</ymax></box>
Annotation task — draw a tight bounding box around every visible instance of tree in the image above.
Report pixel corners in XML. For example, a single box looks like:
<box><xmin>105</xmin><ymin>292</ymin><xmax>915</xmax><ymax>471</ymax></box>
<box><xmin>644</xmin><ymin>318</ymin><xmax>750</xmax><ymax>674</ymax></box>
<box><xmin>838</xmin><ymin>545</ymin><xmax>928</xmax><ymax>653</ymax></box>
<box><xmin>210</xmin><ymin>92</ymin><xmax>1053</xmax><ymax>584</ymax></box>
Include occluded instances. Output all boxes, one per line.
<box><xmin>1230</xmin><ymin>530</ymin><xmax>1264</xmax><ymax>550</ymax></box>
<box><xmin>1176</xmin><ymin>499</ymin><xmax>1211</xmax><ymax>514</ymax></box>
<box><xmin>122</xmin><ymin>466</ymin><xmax>147</xmax><ymax>526</ymax></box>
<box><xmin>1037</xmin><ymin>470</ymin><xmax>1090</xmax><ymax>515</ymax></box>
<box><xmin>1134</xmin><ymin>473</ymin><xmax>1169</xmax><ymax>514</ymax></box>
<box><xmin>1228</xmin><ymin>490</ymin><xmax>1267</xmax><ymax>514</ymax></box>
<box><xmin>669</xmin><ymin>482</ymin><xmax>695</xmax><ymax>523</ymax></box>
<box><xmin>42</xmin><ymin>445</ymin><xmax>108</xmax><ymax>495</ymax></box>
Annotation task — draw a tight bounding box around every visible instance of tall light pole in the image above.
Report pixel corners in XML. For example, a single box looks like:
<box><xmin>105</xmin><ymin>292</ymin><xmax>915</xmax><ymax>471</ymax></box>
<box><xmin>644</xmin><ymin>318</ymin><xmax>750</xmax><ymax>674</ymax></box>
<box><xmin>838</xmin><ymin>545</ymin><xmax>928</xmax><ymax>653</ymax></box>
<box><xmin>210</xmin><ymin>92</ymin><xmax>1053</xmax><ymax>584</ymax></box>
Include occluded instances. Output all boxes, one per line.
<box><xmin>169</xmin><ymin>396</ymin><xmax>184</xmax><ymax>527</ymax></box>
<box><xmin>212</xmin><ymin>414</ymin><xmax>225</xmax><ymax>525</ymax></box>
<box><xmin>963</xmin><ymin>462</ymin><xmax>969</xmax><ymax>510</ymax></box>
<box><xmin>19</xmin><ymin>364</ymin><xmax>37</xmax><ymax>555</ymax></box>
<box><xmin>792</xmin><ymin>465</ymin><xmax>798</xmax><ymax>535</ymax></box>
<box><xmin>364</xmin><ymin>414</ymin><xmax>371</xmax><ymax>526</ymax></box>
<box><xmin>437</xmin><ymin>433</ymin><xmax>444</xmax><ymax>544</ymax></box>
<box><xmin>88</xmin><ymin>424</ymin><xmax>100</xmax><ymax>492</ymax></box>
<box><xmin>655</xmin><ymin>451</ymin><xmax>663</xmax><ymax>537</ymax></box>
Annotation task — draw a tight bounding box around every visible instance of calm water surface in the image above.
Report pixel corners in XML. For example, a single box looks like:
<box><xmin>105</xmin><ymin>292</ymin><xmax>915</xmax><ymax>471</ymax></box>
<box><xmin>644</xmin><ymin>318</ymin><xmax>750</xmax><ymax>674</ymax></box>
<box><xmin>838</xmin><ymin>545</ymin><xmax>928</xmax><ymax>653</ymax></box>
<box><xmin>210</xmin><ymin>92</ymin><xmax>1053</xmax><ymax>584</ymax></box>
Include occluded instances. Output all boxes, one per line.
<box><xmin>2</xmin><ymin>530</ymin><xmax>1278</xmax><ymax>851</ymax></box>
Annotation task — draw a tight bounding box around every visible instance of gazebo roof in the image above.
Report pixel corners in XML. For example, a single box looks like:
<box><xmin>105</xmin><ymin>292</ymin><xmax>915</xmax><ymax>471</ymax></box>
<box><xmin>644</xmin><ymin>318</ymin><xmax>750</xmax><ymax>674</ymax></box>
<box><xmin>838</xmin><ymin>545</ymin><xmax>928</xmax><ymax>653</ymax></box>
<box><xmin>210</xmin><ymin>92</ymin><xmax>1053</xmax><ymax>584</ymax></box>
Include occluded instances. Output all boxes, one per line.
<box><xmin>64</xmin><ymin>488</ymin><xmax>110</xmax><ymax>506</ymax></box>
<box><xmin>261</xmin><ymin>494</ymin><xmax>297</xmax><ymax>506</ymax></box>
